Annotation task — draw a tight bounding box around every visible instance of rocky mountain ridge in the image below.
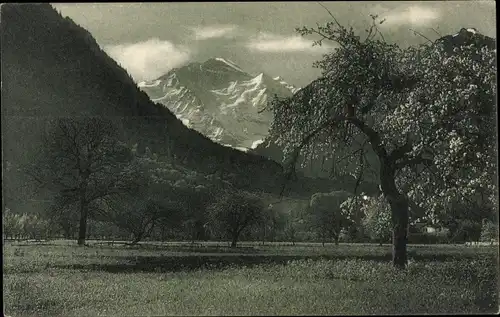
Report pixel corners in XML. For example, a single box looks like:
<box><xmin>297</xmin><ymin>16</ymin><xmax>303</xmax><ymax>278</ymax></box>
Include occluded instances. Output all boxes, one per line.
<box><xmin>138</xmin><ymin>57</ymin><xmax>300</xmax><ymax>149</ymax></box>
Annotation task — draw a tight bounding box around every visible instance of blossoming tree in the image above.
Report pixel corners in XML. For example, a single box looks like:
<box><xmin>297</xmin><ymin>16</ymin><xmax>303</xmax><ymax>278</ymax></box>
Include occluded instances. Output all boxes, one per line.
<box><xmin>268</xmin><ymin>13</ymin><xmax>496</xmax><ymax>267</ymax></box>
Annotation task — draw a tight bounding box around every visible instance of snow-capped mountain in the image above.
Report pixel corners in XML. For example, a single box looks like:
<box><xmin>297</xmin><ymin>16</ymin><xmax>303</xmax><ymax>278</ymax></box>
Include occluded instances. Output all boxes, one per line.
<box><xmin>138</xmin><ymin>58</ymin><xmax>300</xmax><ymax>149</ymax></box>
<box><xmin>436</xmin><ymin>27</ymin><xmax>495</xmax><ymax>54</ymax></box>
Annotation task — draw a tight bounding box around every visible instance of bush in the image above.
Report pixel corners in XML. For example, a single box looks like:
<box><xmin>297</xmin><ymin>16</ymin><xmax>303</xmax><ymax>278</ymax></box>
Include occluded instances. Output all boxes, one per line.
<box><xmin>310</xmin><ymin>191</ymin><xmax>353</xmax><ymax>245</ymax></box>
<box><xmin>408</xmin><ymin>232</ymin><xmax>449</xmax><ymax>244</ymax></box>
<box><xmin>361</xmin><ymin>195</ymin><xmax>392</xmax><ymax>244</ymax></box>
<box><xmin>480</xmin><ymin>219</ymin><xmax>498</xmax><ymax>243</ymax></box>
<box><xmin>447</xmin><ymin>220</ymin><xmax>483</xmax><ymax>243</ymax></box>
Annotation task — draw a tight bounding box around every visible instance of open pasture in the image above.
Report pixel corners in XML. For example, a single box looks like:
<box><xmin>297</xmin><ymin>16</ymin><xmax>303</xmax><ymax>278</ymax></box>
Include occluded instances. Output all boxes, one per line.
<box><xmin>3</xmin><ymin>240</ymin><xmax>498</xmax><ymax>316</ymax></box>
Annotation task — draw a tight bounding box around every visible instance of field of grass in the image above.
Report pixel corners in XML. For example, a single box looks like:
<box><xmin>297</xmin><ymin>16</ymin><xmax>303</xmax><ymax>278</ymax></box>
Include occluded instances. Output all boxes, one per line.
<box><xmin>3</xmin><ymin>240</ymin><xmax>499</xmax><ymax>316</ymax></box>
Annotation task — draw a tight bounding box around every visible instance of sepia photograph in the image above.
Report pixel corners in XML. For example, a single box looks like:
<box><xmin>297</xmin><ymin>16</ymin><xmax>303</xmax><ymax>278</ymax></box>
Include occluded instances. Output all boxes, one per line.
<box><xmin>1</xmin><ymin>1</ymin><xmax>498</xmax><ymax>315</ymax></box>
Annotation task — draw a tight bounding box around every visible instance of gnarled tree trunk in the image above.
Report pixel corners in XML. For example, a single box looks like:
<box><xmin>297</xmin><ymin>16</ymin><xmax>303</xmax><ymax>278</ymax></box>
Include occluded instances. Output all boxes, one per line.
<box><xmin>389</xmin><ymin>195</ymin><xmax>409</xmax><ymax>268</ymax></box>
<box><xmin>380</xmin><ymin>162</ymin><xmax>409</xmax><ymax>268</ymax></box>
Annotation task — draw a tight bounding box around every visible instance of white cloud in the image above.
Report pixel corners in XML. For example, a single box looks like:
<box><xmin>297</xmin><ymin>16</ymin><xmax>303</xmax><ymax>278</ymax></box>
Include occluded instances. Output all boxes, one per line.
<box><xmin>246</xmin><ymin>33</ymin><xmax>334</xmax><ymax>53</ymax></box>
<box><xmin>381</xmin><ymin>5</ymin><xmax>441</xmax><ymax>27</ymax></box>
<box><xmin>190</xmin><ymin>25</ymin><xmax>238</xmax><ymax>40</ymax></box>
<box><xmin>104</xmin><ymin>38</ymin><xmax>191</xmax><ymax>82</ymax></box>
<box><xmin>479</xmin><ymin>0</ymin><xmax>495</xmax><ymax>6</ymax></box>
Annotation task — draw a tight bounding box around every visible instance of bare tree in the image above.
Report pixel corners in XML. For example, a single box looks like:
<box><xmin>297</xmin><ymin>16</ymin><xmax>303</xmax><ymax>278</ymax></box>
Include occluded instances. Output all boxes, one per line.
<box><xmin>207</xmin><ymin>189</ymin><xmax>266</xmax><ymax>248</ymax></box>
<box><xmin>27</xmin><ymin>117</ymin><xmax>140</xmax><ymax>245</ymax></box>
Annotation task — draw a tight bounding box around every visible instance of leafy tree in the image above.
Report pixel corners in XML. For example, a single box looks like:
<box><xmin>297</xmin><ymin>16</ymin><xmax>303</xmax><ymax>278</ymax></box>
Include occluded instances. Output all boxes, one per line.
<box><xmin>480</xmin><ymin>219</ymin><xmax>499</xmax><ymax>243</ymax></box>
<box><xmin>27</xmin><ymin>117</ymin><xmax>140</xmax><ymax>245</ymax></box>
<box><xmin>102</xmin><ymin>147</ymin><xmax>214</xmax><ymax>244</ymax></box>
<box><xmin>3</xmin><ymin>210</ymin><xmax>51</xmax><ymax>241</ymax></box>
<box><xmin>207</xmin><ymin>189</ymin><xmax>266</xmax><ymax>248</ymax></box>
<box><xmin>250</xmin><ymin>203</ymin><xmax>295</xmax><ymax>245</ymax></box>
<box><xmin>283</xmin><ymin>218</ymin><xmax>304</xmax><ymax>246</ymax></box>
<box><xmin>3</xmin><ymin>208</ymin><xmax>23</xmax><ymax>240</ymax></box>
<box><xmin>438</xmin><ymin>193</ymin><xmax>495</xmax><ymax>243</ymax></box>
<box><xmin>309</xmin><ymin>191</ymin><xmax>352</xmax><ymax>246</ymax></box>
<box><xmin>44</xmin><ymin>196</ymin><xmax>80</xmax><ymax>239</ymax></box>
<box><xmin>340</xmin><ymin>195</ymin><xmax>367</xmax><ymax>242</ymax></box>
<box><xmin>361</xmin><ymin>195</ymin><xmax>392</xmax><ymax>245</ymax></box>
<box><xmin>23</xmin><ymin>214</ymin><xmax>51</xmax><ymax>240</ymax></box>
<box><xmin>100</xmin><ymin>193</ymin><xmax>160</xmax><ymax>245</ymax></box>
<box><xmin>269</xmin><ymin>11</ymin><xmax>496</xmax><ymax>267</ymax></box>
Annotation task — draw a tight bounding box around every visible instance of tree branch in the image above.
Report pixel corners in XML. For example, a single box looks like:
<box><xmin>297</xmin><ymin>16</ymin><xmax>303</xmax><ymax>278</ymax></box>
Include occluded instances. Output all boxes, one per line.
<box><xmin>279</xmin><ymin>117</ymin><xmax>339</xmax><ymax>196</ymax></box>
<box><xmin>280</xmin><ymin>113</ymin><xmax>386</xmax><ymax>196</ymax></box>
<box><xmin>388</xmin><ymin>137</ymin><xmax>412</xmax><ymax>162</ymax></box>
<box><xmin>317</xmin><ymin>2</ymin><xmax>343</xmax><ymax>29</ymax></box>
<box><xmin>409</xmin><ymin>28</ymin><xmax>433</xmax><ymax>44</ymax></box>
<box><xmin>344</xmin><ymin>116</ymin><xmax>387</xmax><ymax>160</ymax></box>
<box><xmin>353</xmin><ymin>148</ymin><xmax>365</xmax><ymax>195</ymax></box>
<box><xmin>395</xmin><ymin>155</ymin><xmax>433</xmax><ymax>170</ymax></box>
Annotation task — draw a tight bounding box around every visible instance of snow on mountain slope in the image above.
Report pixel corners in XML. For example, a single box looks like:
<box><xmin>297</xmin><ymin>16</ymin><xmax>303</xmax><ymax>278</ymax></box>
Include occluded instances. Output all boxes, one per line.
<box><xmin>140</xmin><ymin>58</ymin><xmax>299</xmax><ymax>150</ymax></box>
<box><xmin>215</xmin><ymin>57</ymin><xmax>245</xmax><ymax>73</ymax></box>
<box><xmin>137</xmin><ymin>79</ymin><xmax>161</xmax><ymax>88</ymax></box>
<box><xmin>273</xmin><ymin>76</ymin><xmax>301</xmax><ymax>94</ymax></box>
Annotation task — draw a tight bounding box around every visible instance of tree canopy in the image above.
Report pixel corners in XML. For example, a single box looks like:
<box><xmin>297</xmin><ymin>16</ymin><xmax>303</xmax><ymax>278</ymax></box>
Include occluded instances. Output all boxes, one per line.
<box><xmin>207</xmin><ymin>189</ymin><xmax>267</xmax><ymax>247</ymax></box>
<box><xmin>309</xmin><ymin>190</ymin><xmax>353</xmax><ymax>245</ymax></box>
<box><xmin>269</xmin><ymin>13</ymin><xmax>496</xmax><ymax>267</ymax></box>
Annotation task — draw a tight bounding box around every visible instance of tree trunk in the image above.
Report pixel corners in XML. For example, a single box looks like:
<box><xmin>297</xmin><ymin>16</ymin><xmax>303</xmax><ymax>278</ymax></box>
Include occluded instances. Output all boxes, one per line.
<box><xmin>231</xmin><ymin>235</ymin><xmax>238</xmax><ymax>248</ymax></box>
<box><xmin>161</xmin><ymin>225</ymin><xmax>166</xmax><ymax>242</ymax></box>
<box><xmin>380</xmin><ymin>162</ymin><xmax>409</xmax><ymax>268</ymax></box>
<box><xmin>389</xmin><ymin>195</ymin><xmax>409</xmax><ymax>268</ymax></box>
<box><xmin>334</xmin><ymin>236</ymin><xmax>339</xmax><ymax>246</ymax></box>
<box><xmin>62</xmin><ymin>225</ymin><xmax>72</xmax><ymax>240</ymax></box>
<box><xmin>129</xmin><ymin>232</ymin><xmax>143</xmax><ymax>246</ymax></box>
<box><xmin>77</xmin><ymin>201</ymin><xmax>88</xmax><ymax>246</ymax></box>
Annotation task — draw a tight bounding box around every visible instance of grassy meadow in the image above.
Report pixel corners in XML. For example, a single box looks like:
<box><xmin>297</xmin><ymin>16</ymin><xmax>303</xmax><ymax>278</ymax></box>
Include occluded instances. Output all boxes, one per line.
<box><xmin>3</xmin><ymin>240</ymin><xmax>499</xmax><ymax>316</ymax></box>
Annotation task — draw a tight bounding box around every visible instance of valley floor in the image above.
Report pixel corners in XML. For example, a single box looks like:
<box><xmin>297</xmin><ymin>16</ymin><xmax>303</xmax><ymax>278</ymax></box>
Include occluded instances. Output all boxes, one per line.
<box><xmin>3</xmin><ymin>240</ymin><xmax>499</xmax><ymax>316</ymax></box>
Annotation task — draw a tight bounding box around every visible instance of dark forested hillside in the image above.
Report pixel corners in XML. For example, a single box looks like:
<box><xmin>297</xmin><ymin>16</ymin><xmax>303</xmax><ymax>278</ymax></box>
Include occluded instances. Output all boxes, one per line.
<box><xmin>1</xmin><ymin>4</ymin><xmax>287</xmax><ymax>199</ymax></box>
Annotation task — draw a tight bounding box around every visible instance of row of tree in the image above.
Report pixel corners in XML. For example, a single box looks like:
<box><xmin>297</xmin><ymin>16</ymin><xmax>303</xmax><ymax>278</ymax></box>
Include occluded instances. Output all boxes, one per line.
<box><xmin>4</xmin><ymin>176</ymin><xmax>496</xmax><ymax>248</ymax></box>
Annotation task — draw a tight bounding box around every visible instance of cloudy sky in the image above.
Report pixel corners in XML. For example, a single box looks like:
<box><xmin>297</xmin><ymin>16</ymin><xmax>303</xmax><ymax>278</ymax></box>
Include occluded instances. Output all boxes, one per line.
<box><xmin>53</xmin><ymin>1</ymin><xmax>496</xmax><ymax>87</ymax></box>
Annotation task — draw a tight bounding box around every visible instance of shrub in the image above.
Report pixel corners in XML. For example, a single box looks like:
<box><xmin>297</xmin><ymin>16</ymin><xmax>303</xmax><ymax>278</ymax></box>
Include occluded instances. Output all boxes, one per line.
<box><xmin>408</xmin><ymin>232</ymin><xmax>449</xmax><ymax>244</ymax></box>
<box><xmin>361</xmin><ymin>195</ymin><xmax>392</xmax><ymax>245</ymax></box>
<box><xmin>480</xmin><ymin>219</ymin><xmax>498</xmax><ymax>243</ymax></box>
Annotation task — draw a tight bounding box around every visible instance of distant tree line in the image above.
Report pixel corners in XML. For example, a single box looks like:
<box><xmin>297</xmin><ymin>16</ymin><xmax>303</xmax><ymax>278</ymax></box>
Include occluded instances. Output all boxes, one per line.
<box><xmin>3</xmin><ymin>119</ymin><xmax>496</xmax><ymax>248</ymax></box>
<box><xmin>2</xmin><ymin>115</ymin><xmax>497</xmax><ymax>247</ymax></box>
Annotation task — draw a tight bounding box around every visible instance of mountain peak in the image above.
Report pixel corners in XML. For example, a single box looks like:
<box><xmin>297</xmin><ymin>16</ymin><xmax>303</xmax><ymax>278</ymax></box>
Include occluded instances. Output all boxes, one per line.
<box><xmin>436</xmin><ymin>28</ymin><xmax>495</xmax><ymax>53</ymax></box>
<box><xmin>452</xmin><ymin>27</ymin><xmax>480</xmax><ymax>38</ymax></box>
<box><xmin>139</xmin><ymin>59</ymin><xmax>297</xmax><ymax>149</ymax></box>
<box><xmin>202</xmin><ymin>57</ymin><xmax>245</xmax><ymax>73</ymax></box>
<box><xmin>214</xmin><ymin>57</ymin><xmax>244</xmax><ymax>71</ymax></box>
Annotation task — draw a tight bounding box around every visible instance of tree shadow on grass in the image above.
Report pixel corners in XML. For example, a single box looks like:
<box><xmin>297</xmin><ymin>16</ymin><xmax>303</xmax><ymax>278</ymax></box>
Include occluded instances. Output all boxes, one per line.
<box><xmin>54</xmin><ymin>254</ymin><xmax>391</xmax><ymax>273</ymax></box>
<box><xmin>52</xmin><ymin>250</ymin><xmax>496</xmax><ymax>274</ymax></box>
<box><xmin>89</xmin><ymin>242</ymin><xmax>262</xmax><ymax>254</ymax></box>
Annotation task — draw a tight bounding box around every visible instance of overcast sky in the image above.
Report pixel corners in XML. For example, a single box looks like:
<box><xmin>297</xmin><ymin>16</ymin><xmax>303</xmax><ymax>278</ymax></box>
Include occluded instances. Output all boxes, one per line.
<box><xmin>53</xmin><ymin>1</ymin><xmax>496</xmax><ymax>87</ymax></box>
